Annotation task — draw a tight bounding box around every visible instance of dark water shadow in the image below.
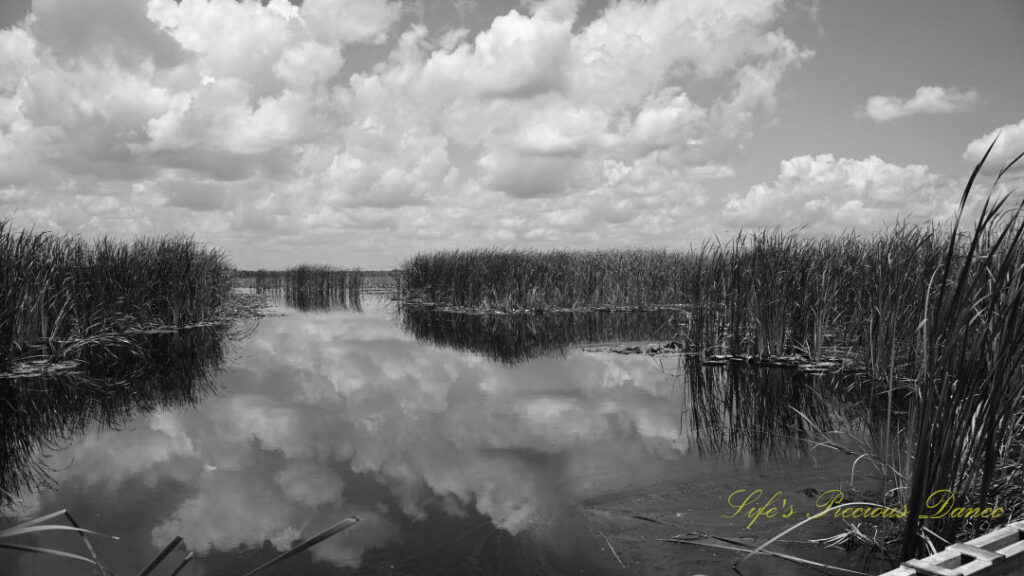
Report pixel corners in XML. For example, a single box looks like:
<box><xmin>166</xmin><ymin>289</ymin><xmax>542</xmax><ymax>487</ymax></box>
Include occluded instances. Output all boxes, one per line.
<box><xmin>397</xmin><ymin>306</ymin><xmax>684</xmax><ymax>365</ymax></box>
<box><xmin>0</xmin><ymin>321</ymin><xmax>251</xmax><ymax>510</ymax></box>
<box><xmin>399</xmin><ymin>304</ymin><xmax>852</xmax><ymax>460</ymax></box>
<box><xmin>282</xmin><ymin>286</ymin><xmax>363</xmax><ymax>312</ymax></box>
<box><xmin>681</xmin><ymin>357</ymin><xmax>846</xmax><ymax>460</ymax></box>
<box><xmin>250</xmin><ymin>287</ymin><xmax>364</xmax><ymax>312</ymax></box>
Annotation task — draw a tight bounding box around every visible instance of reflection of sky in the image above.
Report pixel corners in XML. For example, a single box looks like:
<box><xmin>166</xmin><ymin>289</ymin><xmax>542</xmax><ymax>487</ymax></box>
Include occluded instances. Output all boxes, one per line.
<box><xmin>7</xmin><ymin>300</ymin><xmax>774</xmax><ymax>575</ymax></box>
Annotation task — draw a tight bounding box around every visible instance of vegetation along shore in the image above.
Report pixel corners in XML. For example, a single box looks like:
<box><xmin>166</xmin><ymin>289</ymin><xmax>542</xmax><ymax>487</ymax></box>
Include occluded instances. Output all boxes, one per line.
<box><xmin>2</xmin><ymin>149</ymin><xmax>1022</xmax><ymax>568</ymax></box>
<box><xmin>395</xmin><ymin>150</ymin><xmax>1024</xmax><ymax>559</ymax></box>
<box><xmin>0</xmin><ymin>222</ymin><xmax>243</xmax><ymax>376</ymax></box>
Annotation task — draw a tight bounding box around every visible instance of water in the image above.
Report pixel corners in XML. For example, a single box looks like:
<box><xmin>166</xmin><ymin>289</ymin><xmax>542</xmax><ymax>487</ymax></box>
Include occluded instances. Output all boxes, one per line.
<box><xmin>1</xmin><ymin>295</ymin><xmax>869</xmax><ymax>576</ymax></box>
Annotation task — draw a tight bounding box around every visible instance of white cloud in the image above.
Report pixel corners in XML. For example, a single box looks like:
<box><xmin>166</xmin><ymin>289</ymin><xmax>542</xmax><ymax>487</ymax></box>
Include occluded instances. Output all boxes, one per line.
<box><xmin>860</xmin><ymin>85</ymin><xmax>979</xmax><ymax>123</ymax></box>
<box><xmin>725</xmin><ymin>155</ymin><xmax>961</xmax><ymax>230</ymax></box>
<box><xmin>300</xmin><ymin>0</ymin><xmax>402</xmax><ymax>45</ymax></box>
<box><xmin>963</xmin><ymin>117</ymin><xmax>1024</xmax><ymax>170</ymax></box>
<box><xmin>1</xmin><ymin>0</ymin><xmax>812</xmax><ymax>266</ymax></box>
<box><xmin>274</xmin><ymin>41</ymin><xmax>345</xmax><ymax>88</ymax></box>
<box><xmin>421</xmin><ymin>9</ymin><xmax>572</xmax><ymax>99</ymax></box>
<box><xmin>526</xmin><ymin>0</ymin><xmax>581</xmax><ymax>23</ymax></box>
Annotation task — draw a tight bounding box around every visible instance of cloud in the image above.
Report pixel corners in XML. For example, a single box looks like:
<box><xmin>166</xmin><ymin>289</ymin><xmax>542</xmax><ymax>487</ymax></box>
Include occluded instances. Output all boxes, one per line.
<box><xmin>963</xmin><ymin>117</ymin><xmax>1024</xmax><ymax>169</ymax></box>
<box><xmin>0</xmin><ymin>0</ymin><xmax>811</xmax><ymax>266</ymax></box>
<box><xmin>420</xmin><ymin>9</ymin><xmax>572</xmax><ymax>99</ymax></box>
<box><xmin>725</xmin><ymin>154</ymin><xmax>961</xmax><ymax>230</ymax></box>
<box><xmin>860</xmin><ymin>85</ymin><xmax>979</xmax><ymax>123</ymax></box>
<box><xmin>300</xmin><ymin>0</ymin><xmax>402</xmax><ymax>45</ymax></box>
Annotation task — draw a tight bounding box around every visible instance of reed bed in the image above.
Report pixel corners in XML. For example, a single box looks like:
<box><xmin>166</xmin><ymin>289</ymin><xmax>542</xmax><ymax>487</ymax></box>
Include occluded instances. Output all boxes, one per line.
<box><xmin>400</xmin><ymin>248</ymin><xmax>695</xmax><ymax>310</ymax></box>
<box><xmin>0</xmin><ymin>222</ymin><xmax>234</xmax><ymax>372</ymax></box>
<box><xmin>399</xmin><ymin>147</ymin><xmax>1024</xmax><ymax>558</ymax></box>
<box><xmin>398</xmin><ymin>231</ymin><xmax>953</xmax><ymax>363</ymax></box>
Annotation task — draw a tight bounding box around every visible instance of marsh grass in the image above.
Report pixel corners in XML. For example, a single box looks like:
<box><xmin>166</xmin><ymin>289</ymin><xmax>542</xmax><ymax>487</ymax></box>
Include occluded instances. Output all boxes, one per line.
<box><xmin>895</xmin><ymin>146</ymin><xmax>1024</xmax><ymax>557</ymax></box>
<box><xmin>397</xmin><ymin>230</ymin><xmax>951</xmax><ymax>367</ymax></box>
<box><xmin>0</xmin><ymin>222</ymin><xmax>234</xmax><ymax>372</ymax></box>
<box><xmin>399</xmin><ymin>147</ymin><xmax>1024</xmax><ymax>560</ymax></box>
<box><xmin>400</xmin><ymin>248</ymin><xmax>694</xmax><ymax>310</ymax></box>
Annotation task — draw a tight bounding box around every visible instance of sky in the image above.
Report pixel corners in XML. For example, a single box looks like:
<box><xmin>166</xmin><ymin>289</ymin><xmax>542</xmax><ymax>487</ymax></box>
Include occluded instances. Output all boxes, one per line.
<box><xmin>0</xmin><ymin>0</ymin><xmax>1022</xmax><ymax>269</ymax></box>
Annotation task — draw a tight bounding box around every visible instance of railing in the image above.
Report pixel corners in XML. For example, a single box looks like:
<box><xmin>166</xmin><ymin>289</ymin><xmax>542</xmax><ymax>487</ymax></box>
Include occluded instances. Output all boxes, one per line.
<box><xmin>880</xmin><ymin>521</ymin><xmax>1024</xmax><ymax>576</ymax></box>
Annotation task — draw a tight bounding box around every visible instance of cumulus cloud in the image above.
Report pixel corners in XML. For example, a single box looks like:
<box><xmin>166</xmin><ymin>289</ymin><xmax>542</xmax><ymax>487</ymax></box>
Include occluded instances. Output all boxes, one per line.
<box><xmin>725</xmin><ymin>154</ymin><xmax>961</xmax><ymax>230</ymax></box>
<box><xmin>420</xmin><ymin>9</ymin><xmax>572</xmax><ymax>99</ymax></box>
<box><xmin>963</xmin><ymin>117</ymin><xmax>1024</xmax><ymax>169</ymax></box>
<box><xmin>300</xmin><ymin>0</ymin><xmax>402</xmax><ymax>45</ymax></box>
<box><xmin>0</xmin><ymin>0</ymin><xmax>813</xmax><ymax>266</ymax></box>
<box><xmin>860</xmin><ymin>85</ymin><xmax>979</xmax><ymax>123</ymax></box>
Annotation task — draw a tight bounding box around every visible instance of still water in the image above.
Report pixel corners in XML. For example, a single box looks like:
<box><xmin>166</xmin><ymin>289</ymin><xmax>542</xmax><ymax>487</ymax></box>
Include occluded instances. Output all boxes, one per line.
<box><xmin>1</xmin><ymin>295</ymin><xmax>861</xmax><ymax>576</ymax></box>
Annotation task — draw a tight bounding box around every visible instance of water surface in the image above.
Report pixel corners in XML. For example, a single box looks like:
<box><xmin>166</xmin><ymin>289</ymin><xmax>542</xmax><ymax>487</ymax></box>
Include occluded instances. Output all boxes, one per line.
<box><xmin>2</xmin><ymin>296</ymin><xmax>859</xmax><ymax>575</ymax></box>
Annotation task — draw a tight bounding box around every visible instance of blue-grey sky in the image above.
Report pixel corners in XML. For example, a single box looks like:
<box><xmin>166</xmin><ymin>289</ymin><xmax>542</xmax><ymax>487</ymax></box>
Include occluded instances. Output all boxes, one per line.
<box><xmin>1</xmin><ymin>0</ymin><xmax>1022</xmax><ymax>268</ymax></box>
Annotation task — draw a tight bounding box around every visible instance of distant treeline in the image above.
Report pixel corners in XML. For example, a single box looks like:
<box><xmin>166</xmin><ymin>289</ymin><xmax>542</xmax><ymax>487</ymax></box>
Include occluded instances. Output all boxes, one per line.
<box><xmin>0</xmin><ymin>220</ymin><xmax>234</xmax><ymax>371</ymax></box>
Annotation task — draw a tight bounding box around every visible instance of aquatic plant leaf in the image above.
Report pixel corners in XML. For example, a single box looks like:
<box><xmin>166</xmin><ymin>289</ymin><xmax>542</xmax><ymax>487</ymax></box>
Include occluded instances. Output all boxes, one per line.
<box><xmin>0</xmin><ymin>542</ymin><xmax>99</xmax><ymax>565</ymax></box>
<box><xmin>136</xmin><ymin>536</ymin><xmax>183</xmax><ymax>576</ymax></box>
<box><xmin>238</xmin><ymin>516</ymin><xmax>359</xmax><ymax>576</ymax></box>
<box><xmin>168</xmin><ymin>551</ymin><xmax>194</xmax><ymax>576</ymax></box>
<box><xmin>0</xmin><ymin>524</ymin><xmax>112</xmax><ymax>539</ymax></box>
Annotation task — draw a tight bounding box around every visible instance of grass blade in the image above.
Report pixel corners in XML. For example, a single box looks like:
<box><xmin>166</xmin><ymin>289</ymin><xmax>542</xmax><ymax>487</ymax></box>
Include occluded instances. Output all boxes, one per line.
<box><xmin>740</xmin><ymin>501</ymin><xmax>904</xmax><ymax>565</ymax></box>
<box><xmin>65</xmin><ymin>511</ymin><xmax>112</xmax><ymax>576</ymax></box>
<box><xmin>0</xmin><ymin>542</ymin><xmax>100</xmax><ymax>565</ymax></box>
<box><xmin>239</xmin><ymin>516</ymin><xmax>359</xmax><ymax>576</ymax></box>
<box><xmin>137</xmin><ymin>536</ymin><xmax>183</xmax><ymax>576</ymax></box>
<box><xmin>1</xmin><ymin>509</ymin><xmax>71</xmax><ymax>532</ymax></box>
<box><xmin>662</xmin><ymin>536</ymin><xmax>870</xmax><ymax>576</ymax></box>
<box><xmin>168</xmin><ymin>551</ymin><xmax>194</xmax><ymax>576</ymax></box>
<box><xmin>0</xmin><ymin>525</ymin><xmax>112</xmax><ymax>539</ymax></box>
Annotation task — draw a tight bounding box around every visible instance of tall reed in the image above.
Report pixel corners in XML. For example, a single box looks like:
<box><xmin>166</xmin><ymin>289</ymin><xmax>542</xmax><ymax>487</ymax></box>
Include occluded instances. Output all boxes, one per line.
<box><xmin>397</xmin><ymin>146</ymin><xmax>1024</xmax><ymax>556</ymax></box>
<box><xmin>397</xmin><ymin>232</ymin><xmax>950</xmax><ymax>365</ymax></box>
<box><xmin>898</xmin><ymin>146</ymin><xmax>1024</xmax><ymax>556</ymax></box>
<box><xmin>0</xmin><ymin>222</ymin><xmax>234</xmax><ymax>371</ymax></box>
